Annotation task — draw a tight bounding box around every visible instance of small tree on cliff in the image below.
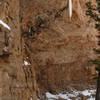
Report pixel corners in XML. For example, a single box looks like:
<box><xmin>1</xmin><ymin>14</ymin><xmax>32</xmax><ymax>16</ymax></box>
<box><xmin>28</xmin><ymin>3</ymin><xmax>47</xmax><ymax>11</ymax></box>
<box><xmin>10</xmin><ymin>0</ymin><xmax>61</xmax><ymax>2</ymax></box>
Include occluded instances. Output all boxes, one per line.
<box><xmin>86</xmin><ymin>1</ymin><xmax>100</xmax><ymax>100</ymax></box>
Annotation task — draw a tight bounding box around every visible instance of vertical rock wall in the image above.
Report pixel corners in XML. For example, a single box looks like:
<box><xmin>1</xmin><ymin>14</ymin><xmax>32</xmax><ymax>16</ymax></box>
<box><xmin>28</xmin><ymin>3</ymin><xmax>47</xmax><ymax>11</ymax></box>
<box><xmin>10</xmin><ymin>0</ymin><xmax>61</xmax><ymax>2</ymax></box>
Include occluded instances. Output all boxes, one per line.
<box><xmin>0</xmin><ymin>0</ymin><xmax>39</xmax><ymax>100</ymax></box>
<box><xmin>21</xmin><ymin>0</ymin><xmax>97</xmax><ymax>93</ymax></box>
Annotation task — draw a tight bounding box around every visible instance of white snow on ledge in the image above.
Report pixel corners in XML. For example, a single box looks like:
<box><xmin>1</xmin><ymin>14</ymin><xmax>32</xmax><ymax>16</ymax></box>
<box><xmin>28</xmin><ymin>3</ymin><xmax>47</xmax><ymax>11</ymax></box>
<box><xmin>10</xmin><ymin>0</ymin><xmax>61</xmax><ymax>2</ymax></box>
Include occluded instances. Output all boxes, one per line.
<box><xmin>46</xmin><ymin>89</ymin><xmax>96</xmax><ymax>100</ymax></box>
<box><xmin>24</xmin><ymin>61</ymin><xmax>31</xmax><ymax>66</ymax></box>
<box><xmin>0</xmin><ymin>20</ymin><xmax>11</xmax><ymax>30</ymax></box>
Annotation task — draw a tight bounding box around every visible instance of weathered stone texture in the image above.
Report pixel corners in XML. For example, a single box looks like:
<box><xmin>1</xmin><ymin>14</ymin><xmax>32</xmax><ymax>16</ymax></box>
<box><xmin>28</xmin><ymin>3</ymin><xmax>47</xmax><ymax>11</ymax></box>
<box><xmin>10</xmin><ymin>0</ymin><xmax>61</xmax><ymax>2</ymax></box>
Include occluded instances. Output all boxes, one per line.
<box><xmin>21</xmin><ymin>0</ymin><xmax>97</xmax><ymax>93</ymax></box>
<box><xmin>0</xmin><ymin>0</ymin><xmax>98</xmax><ymax>100</ymax></box>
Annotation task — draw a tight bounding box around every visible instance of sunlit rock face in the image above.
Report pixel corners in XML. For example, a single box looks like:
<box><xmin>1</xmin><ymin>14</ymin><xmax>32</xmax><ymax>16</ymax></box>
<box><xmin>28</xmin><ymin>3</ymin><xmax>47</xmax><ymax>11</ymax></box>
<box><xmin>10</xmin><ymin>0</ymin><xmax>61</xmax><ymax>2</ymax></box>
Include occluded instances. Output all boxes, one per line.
<box><xmin>21</xmin><ymin>0</ymin><xmax>97</xmax><ymax>92</ymax></box>
<box><xmin>0</xmin><ymin>0</ymin><xmax>97</xmax><ymax>99</ymax></box>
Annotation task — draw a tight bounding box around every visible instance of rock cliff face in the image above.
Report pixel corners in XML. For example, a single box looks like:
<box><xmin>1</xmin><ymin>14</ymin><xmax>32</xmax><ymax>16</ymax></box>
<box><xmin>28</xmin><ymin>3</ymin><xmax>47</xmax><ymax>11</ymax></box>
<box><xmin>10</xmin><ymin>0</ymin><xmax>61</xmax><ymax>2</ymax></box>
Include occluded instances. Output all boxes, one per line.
<box><xmin>0</xmin><ymin>0</ymin><xmax>97</xmax><ymax>100</ymax></box>
<box><xmin>0</xmin><ymin>0</ymin><xmax>39</xmax><ymax>100</ymax></box>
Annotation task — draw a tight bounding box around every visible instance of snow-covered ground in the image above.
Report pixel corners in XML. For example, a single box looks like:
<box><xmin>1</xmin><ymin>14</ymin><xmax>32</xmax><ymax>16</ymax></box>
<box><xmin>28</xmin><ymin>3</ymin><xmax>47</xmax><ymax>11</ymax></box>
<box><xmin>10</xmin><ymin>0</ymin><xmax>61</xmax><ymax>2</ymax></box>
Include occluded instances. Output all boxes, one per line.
<box><xmin>46</xmin><ymin>89</ymin><xmax>96</xmax><ymax>100</ymax></box>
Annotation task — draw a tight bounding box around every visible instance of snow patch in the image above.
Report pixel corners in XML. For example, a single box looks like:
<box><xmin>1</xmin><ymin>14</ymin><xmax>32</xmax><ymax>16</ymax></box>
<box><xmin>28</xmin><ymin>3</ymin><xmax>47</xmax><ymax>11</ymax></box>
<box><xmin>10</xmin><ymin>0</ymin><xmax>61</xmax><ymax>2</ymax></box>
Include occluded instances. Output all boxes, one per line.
<box><xmin>87</xmin><ymin>97</ymin><xmax>95</xmax><ymax>100</ymax></box>
<box><xmin>46</xmin><ymin>89</ymin><xmax>96</xmax><ymax>100</ymax></box>
<box><xmin>30</xmin><ymin>97</ymin><xmax>33</xmax><ymax>100</ymax></box>
<box><xmin>0</xmin><ymin>20</ymin><xmax>11</xmax><ymax>30</ymax></box>
<box><xmin>24</xmin><ymin>61</ymin><xmax>31</xmax><ymax>66</ymax></box>
<box><xmin>81</xmin><ymin>90</ymin><xmax>91</xmax><ymax>96</ymax></box>
<box><xmin>46</xmin><ymin>92</ymin><xmax>58</xmax><ymax>99</ymax></box>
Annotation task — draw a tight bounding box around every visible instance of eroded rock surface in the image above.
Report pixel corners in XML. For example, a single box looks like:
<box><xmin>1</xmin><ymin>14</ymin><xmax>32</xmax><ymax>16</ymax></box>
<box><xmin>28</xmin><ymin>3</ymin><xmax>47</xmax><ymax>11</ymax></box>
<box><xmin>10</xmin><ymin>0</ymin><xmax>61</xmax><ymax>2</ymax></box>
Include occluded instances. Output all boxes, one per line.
<box><xmin>0</xmin><ymin>0</ymin><xmax>39</xmax><ymax>100</ymax></box>
<box><xmin>0</xmin><ymin>0</ymin><xmax>98</xmax><ymax>100</ymax></box>
<box><xmin>21</xmin><ymin>0</ymin><xmax>97</xmax><ymax>92</ymax></box>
